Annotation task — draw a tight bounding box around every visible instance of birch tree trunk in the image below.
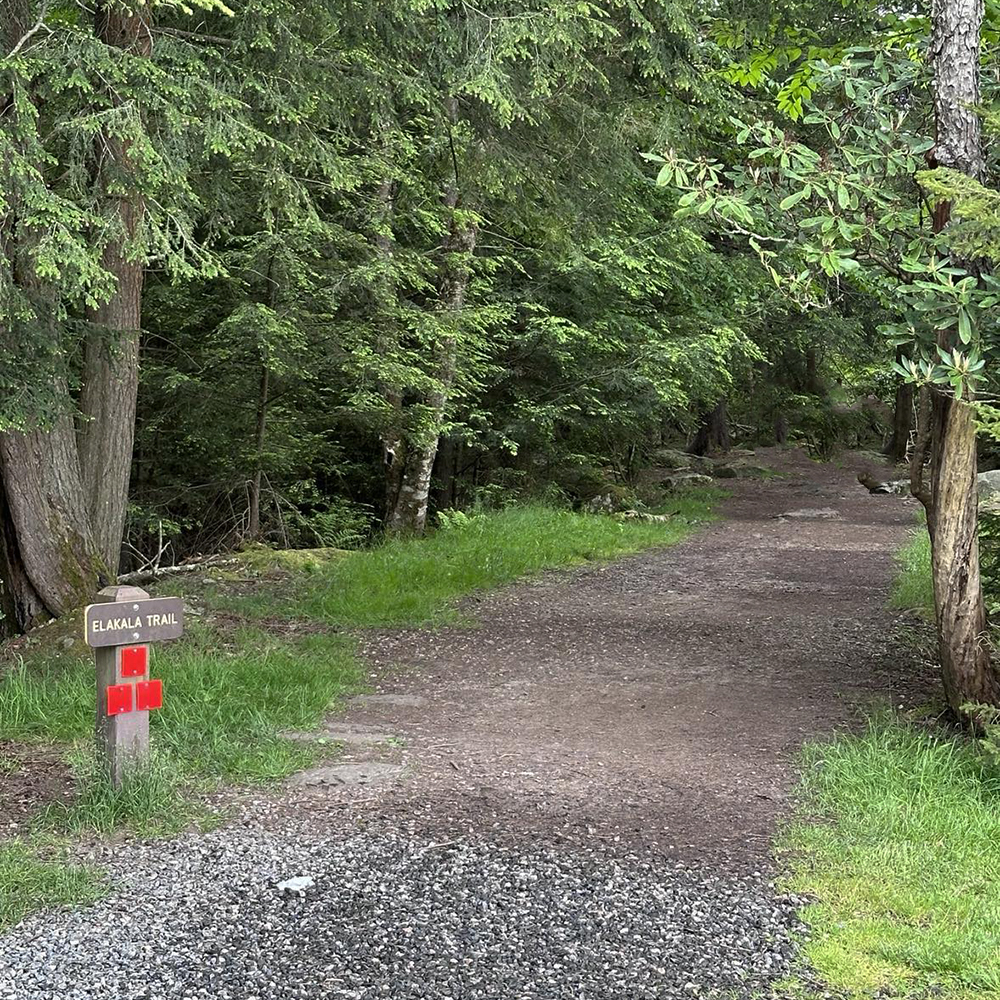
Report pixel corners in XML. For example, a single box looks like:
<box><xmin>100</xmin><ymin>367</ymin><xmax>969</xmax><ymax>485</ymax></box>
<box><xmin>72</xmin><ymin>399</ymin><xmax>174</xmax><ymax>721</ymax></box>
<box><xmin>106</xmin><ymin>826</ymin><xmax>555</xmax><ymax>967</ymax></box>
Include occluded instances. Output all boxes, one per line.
<box><xmin>371</xmin><ymin>176</ymin><xmax>408</xmax><ymax>523</ymax></box>
<box><xmin>913</xmin><ymin>0</ymin><xmax>1000</xmax><ymax>713</ymax></box>
<box><xmin>387</xmin><ymin>183</ymin><xmax>477</xmax><ymax>534</ymax></box>
<box><xmin>78</xmin><ymin>3</ymin><xmax>151</xmax><ymax>572</ymax></box>
<box><xmin>387</xmin><ymin>95</ymin><xmax>478</xmax><ymax>535</ymax></box>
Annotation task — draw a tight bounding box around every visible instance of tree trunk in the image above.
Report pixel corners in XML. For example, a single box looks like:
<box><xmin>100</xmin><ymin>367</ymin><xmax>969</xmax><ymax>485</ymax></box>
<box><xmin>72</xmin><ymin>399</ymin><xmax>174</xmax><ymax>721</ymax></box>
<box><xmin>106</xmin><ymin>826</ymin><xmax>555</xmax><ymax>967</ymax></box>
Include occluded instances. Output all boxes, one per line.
<box><xmin>804</xmin><ymin>345</ymin><xmax>823</xmax><ymax>395</ymax></box>
<box><xmin>886</xmin><ymin>357</ymin><xmax>914</xmax><ymax>463</ymax></box>
<box><xmin>388</xmin><ymin>98</ymin><xmax>477</xmax><ymax>534</ymax></box>
<box><xmin>0</xmin><ymin>418</ymin><xmax>108</xmax><ymax>622</ymax></box>
<box><xmin>78</xmin><ymin>3</ymin><xmax>151</xmax><ymax>573</ymax></box>
<box><xmin>247</xmin><ymin>362</ymin><xmax>269</xmax><ymax>540</ymax></box>
<box><xmin>432</xmin><ymin>435</ymin><xmax>459</xmax><ymax>511</ymax></box>
<box><xmin>371</xmin><ymin>175</ymin><xmax>407</xmax><ymax>524</ymax></box>
<box><xmin>912</xmin><ymin>0</ymin><xmax>1000</xmax><ymax>714</ymax></box>
<box><xmin>774</xmin><ymin>412</ymin><xmax>789</xmax><ymax>446</ymax></box>
<box><xmin>0</xmin><ymin>477</ymin><xmax>47</xmax><ymax>637</ymax></box>
<box><xmin>688</xmin><ymin>399</ymin><xmax>731</xmax><ymax>456</ymax></box>
<box><xmin>388</xmin><ymin>213</ymin><xmax>476</xmax><ymax>533</ymax></box>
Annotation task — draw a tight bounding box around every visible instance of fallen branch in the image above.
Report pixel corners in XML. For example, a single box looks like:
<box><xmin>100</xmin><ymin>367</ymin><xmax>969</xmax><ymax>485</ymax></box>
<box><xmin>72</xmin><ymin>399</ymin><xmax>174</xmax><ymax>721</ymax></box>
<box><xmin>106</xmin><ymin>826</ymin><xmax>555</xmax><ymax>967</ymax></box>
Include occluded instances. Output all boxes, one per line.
<box><xmin>118</xmin><ymin>557</ymin><xmax>239</xmax><ymax>585</ymax></box>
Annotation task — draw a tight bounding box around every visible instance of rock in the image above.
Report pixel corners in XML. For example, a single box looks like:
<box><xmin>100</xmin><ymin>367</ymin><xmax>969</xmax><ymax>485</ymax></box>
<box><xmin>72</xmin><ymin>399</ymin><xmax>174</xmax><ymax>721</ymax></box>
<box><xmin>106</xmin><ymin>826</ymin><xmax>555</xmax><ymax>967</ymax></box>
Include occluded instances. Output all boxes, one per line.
<box><xmin>773</xmin><ymin>507</ymin><xmax>841</xmax><ymax>520</ymax></box>
<box><xmin>652</xmin><ymin>448</ymin><xmax>694</xmax><ymax>471</ymax></box>
<box><xmin>59</xmin><ymin>637</ymin><xmax>75</xmax><ymax>650</ymax></box>
<box><xmin>663</xmin><ymin>473</ymin><xmax>714</xmax><ymax>490</ymax></box>
<box><xmin>857</xmin><ymin>473</ymin><xmax>909</xmax><ymax>495</ymax></box>
<box><xmin>289</xmin><ymin>762</ymin><xmax>405</xmax><ymax>788</ymax></box>
<box><xmin>283</xmin><ymin>723</ymin><xmax>396</xmax><ymax>746</ymax></box>
<box><xmin>584</xmin><ymin>486</ymin><xmax>636</xmax><ymax>514</ymax></box>
<box><xmin>276</xmin><ymin>875</ymin><xmax>315</xmax><ymax>894</ymax></box>
<box><xmin>978</xmin><ymin>470</ymin><xmax>1000</xmax><ymax>501</ymax></box>
<box><xmin>347</xmin><ymin>693</ymin><xmax>427</xmax><ymax>709</ymax></box>
<box><xmin>713</xmin><ymin>460</ymin><xmax>772</xmax><ymax>480</ymax></box>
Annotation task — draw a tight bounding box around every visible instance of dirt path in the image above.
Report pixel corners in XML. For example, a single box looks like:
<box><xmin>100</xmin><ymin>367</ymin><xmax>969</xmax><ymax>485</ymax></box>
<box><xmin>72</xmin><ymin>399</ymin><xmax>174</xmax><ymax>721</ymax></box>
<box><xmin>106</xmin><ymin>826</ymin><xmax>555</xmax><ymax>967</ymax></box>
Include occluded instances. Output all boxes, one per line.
<box><xmin>1</xmin><ymin>450</ymin><xmax>937</xmax><ymax>1000</ymax></box>
<box><xmin>283</xmin><ymin>449</ymin><xmax>931</xmax><ymax>864</ymax></box>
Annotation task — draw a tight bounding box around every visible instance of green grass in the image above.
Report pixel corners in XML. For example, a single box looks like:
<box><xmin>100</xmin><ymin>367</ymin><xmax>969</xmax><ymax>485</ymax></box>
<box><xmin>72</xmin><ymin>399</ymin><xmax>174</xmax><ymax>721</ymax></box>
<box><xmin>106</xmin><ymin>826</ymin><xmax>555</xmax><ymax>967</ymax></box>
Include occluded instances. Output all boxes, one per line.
<box><xmin>0</xmin><ymin>628</ymin><xmax>360</xmax><ymax>787</ymax></box>
<box><xmin>782</xmin><ymin>718</ymin><xmax>1000</xmax><ymax>999</ymax></box>
<box><xmin>0</xmin><ymin>839</ymin><xmax>104</xmax><ymax>931</ymax></box>
<box><xmin>889</xmin><ymin>526</ymin><xmax>933</xmax><ymax>618</ymax></box>
<box><xmin>234</xmin><ymin>497</ymin><xmax>719</xmax><ymax>627</ymax></box>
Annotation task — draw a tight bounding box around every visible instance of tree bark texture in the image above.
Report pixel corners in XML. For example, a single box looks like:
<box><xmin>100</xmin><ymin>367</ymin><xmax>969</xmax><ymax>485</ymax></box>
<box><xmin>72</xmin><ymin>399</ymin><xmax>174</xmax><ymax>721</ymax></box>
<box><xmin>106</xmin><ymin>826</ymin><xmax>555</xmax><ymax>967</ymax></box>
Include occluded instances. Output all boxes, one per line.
<box><xmin>0</xmin><ymin>419</ymin><xmax>108</xmax><ymax>620</ymax></box>
<box><xmin>387</xmin><ymin>204</ymin><xmax>477</xmax><ymax>533</ymax></box>
<box><xmin>78</xmin><ymin>3</ymin><xmax>151</xmax><ymax>571</ymax></box>
<box><xmin>688</xmin><ymin>399</ymin><xmax>731</xmax><ymax>456</ymax></box>
<box><xmin>917</xmin><ymin>0</ymin><xmax>1000</xmax><ymax>713</ymax></box>
<box><xmin>371</xmin><ymin>176</ymin><xmax>407</xmax><ymax>524</ymax></box>
<box><xmin>0</xmin><ymin>473</ymin><xmax>46</xmax><ymax>636</ymax></box>
<box><xmin>0</xmin><ymin>4</ymin><xmax>146</xmax><ymax>632</ymax></box>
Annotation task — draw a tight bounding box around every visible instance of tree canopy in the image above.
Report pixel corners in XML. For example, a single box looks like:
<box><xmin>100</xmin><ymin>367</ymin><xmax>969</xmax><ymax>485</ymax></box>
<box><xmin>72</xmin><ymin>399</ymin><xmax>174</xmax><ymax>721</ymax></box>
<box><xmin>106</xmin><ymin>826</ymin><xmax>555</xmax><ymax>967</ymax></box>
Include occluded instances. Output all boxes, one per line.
<box><xmin>2</xmin><ymin>0</ymin><xmax>999</xmax><ymax>714</ymax></box>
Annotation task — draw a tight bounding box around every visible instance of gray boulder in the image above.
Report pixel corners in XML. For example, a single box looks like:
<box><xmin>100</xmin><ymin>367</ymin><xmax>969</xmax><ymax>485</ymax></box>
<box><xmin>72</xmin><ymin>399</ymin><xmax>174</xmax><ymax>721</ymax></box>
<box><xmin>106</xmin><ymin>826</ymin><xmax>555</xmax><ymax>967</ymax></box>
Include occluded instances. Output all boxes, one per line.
<box><xmin>713</xmin><ymin>461</ymin><xmax>772</xmax><ymax>480</ymax></box>
<box><xmin>652</xmin><ymin>447</ymin><xmax>694</xmax><ymax>471</ymax></box>
<box><xmin>663</xmin><ymin>472</ymin><xmax>714</xmax><ymax>490</ymax></box>
<box><xmin>979</xmin><ymin>470</ymin><xmax>1000</xmax><ymax>501</ymax></box>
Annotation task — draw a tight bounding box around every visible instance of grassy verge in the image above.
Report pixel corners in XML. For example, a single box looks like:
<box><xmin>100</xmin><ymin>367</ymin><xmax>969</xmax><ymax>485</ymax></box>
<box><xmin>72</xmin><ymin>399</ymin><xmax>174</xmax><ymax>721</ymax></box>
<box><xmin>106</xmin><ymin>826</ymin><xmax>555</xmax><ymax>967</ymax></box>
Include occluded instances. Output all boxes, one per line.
<box><xmin>0</xmin><ymin>840</ymin><xmax>104</xmax><ymax>931</ymax></box>
<box><xmin>782</xmin><ymin>718</ymin><xmax>1000</xmax><ymax>998</ymax></box>
<box><xmin>889</xmin><ymin>526</ymin><xmax>933</xmax><ymax>618</ymax></box>
<box><xmin>0</xmin><ymin>495</ymin><xmax>718</xmax><ymax>928</ymax></box>
<box><xmin>232</xmin><ymin>497</ymin><xmax>719</xmax><ymax>626</ymax></box>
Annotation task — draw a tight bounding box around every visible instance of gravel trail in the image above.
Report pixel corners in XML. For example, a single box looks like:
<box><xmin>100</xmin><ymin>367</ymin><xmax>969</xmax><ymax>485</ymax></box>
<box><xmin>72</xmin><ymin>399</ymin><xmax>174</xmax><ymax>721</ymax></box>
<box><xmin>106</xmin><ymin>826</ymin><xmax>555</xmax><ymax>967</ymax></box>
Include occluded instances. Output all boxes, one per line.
<box><xmin>0</xmin><ymin>826</ymin><xmax>806</xmax><ymax>1000</ymax></box>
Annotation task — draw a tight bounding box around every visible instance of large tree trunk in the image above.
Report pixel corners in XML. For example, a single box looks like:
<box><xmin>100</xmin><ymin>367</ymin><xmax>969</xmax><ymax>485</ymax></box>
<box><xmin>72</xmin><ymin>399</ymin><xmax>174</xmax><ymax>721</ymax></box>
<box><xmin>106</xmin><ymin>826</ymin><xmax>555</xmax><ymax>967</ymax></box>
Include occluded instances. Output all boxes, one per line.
<box><xmin>0</xmin><ymin>419</ymin><xmax>108</xmax><ymax>621</ymax></box>
<box><xmin>0</xmin><ymin>4</ymin><xmax>146</xmax><ymax>633</ymax></box>
<box><xmin>78</xmin><ymin>3</ymin><xmax>151</xmax><ymax>572</ymax></box>
<box><xmin>688</xmin><ymin>399</ymin><xmax>731</xmax><ymax>456</ymax></box>
<box><xmin>912</xmin><ymin>0</ymin><xmax>1000</xmax><ymax>714</ymax></box>
<box><xmin>0</xmin><ymin>473</ymin><xmax>47</xmax><ymax>637</ymax></box>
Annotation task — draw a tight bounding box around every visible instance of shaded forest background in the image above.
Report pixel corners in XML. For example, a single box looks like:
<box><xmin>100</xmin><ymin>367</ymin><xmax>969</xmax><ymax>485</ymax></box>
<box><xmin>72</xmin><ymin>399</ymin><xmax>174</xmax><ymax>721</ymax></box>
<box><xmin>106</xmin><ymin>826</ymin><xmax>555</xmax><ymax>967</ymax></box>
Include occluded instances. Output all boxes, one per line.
<box><xmin>4</xmin><ymin>0</ymin><xmax>986</xmax><ymax>637</ymax></box>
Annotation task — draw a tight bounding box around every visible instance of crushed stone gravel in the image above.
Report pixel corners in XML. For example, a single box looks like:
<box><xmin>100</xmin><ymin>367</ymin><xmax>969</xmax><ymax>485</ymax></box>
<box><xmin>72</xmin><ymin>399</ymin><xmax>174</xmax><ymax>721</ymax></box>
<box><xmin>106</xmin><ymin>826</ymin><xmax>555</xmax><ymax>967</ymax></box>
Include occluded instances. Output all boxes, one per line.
<box><xmin>0</xmin><ymin>824</ymin><xmax>808</xmax><ymax>999</ymax></box>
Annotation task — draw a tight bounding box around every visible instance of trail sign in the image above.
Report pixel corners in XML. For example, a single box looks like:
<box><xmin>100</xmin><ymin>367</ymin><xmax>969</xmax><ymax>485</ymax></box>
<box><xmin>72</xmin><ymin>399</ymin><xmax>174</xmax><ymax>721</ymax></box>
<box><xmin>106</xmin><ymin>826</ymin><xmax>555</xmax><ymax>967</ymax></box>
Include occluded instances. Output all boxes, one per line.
<box><xmin>84</xmin><ymin>596</ymin><xmax>184</xmax><ymax>647</ymax></box>
<box><xmin>88</xmin><ymin>586</ymin><xmax>184</xmax><ymax>786</ymax></box>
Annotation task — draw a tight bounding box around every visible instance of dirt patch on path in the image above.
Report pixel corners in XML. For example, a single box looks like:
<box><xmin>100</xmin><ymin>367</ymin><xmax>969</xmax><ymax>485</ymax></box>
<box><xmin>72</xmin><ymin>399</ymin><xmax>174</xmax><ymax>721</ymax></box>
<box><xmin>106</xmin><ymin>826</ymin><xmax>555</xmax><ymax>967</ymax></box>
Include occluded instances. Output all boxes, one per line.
<box><xmin>282</xmin><ymin>450</ymin><xmax>934</xmax><ymax>865</ymax></box>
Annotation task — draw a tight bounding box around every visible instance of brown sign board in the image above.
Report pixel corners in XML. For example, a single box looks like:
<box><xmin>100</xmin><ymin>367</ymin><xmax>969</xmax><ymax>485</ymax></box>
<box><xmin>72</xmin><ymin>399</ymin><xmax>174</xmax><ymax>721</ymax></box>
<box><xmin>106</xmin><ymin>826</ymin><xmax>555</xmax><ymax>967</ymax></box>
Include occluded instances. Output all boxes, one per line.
<box><xmin>84</xmin><ymin>597</ymin><xmax>185</xmax><ymax>648</ymax></box>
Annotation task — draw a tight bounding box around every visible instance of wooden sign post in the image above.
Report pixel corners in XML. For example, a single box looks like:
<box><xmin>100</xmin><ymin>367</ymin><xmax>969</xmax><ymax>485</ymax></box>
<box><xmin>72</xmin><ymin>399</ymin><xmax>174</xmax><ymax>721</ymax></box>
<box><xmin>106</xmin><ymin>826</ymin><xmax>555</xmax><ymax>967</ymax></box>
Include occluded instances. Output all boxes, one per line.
<box><xmin>85</xmin><ymin>585</ymin><xmax>184</xmax><ymax>786</ymax></box>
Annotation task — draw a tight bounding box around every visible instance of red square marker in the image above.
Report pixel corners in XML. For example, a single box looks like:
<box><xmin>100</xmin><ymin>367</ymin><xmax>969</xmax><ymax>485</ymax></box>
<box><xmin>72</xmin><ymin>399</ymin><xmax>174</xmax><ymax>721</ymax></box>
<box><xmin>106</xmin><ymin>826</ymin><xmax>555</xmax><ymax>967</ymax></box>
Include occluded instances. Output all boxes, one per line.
<box><xmin>121</xmin><ymin>645</ymin><xmax>148</xmax><ymax>678</ymax></box>
<box><xmin>136</xmin><ymin>679</ymin><xmax>163</xmax><ymax>712</ymax></box>
<box><xmin>106</xmin><ymin>684</ymin><xmax>133</xmax><ymax>716</ymax></box>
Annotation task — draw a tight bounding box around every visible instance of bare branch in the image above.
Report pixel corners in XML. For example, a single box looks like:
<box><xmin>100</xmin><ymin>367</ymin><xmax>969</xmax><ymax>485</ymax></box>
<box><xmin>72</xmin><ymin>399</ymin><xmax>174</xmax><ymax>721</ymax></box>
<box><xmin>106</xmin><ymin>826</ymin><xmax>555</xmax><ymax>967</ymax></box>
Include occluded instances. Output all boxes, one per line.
<box><xmin>153</xmin><ymin>26</ymin><xmax>234</xmax><ymax>48</ymax></box>
<box><xmin>6</xmin><ymin>1</ymin><xmax>50</xmax><ymax>59</ymax></box>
